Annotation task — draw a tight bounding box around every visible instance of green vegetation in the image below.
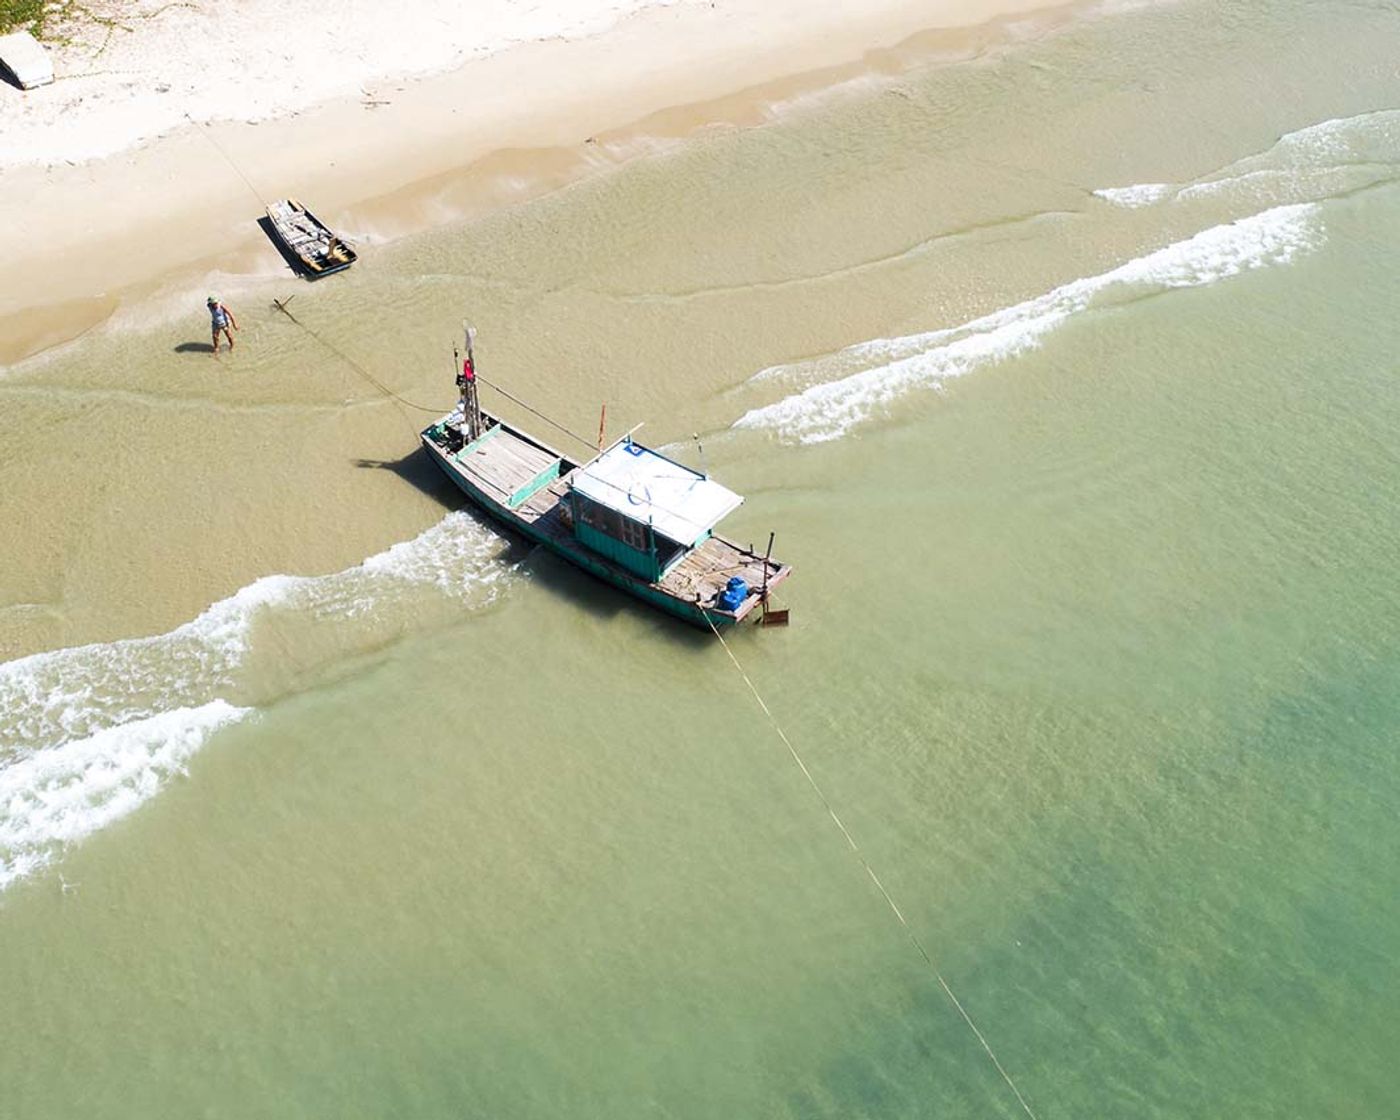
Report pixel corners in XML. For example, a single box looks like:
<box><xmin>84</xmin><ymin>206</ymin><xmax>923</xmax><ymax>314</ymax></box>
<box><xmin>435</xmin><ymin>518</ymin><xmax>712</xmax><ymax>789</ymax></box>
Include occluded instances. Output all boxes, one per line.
<box><xmin>0</xmin><ymin>0</ymin><xmax>51</xmax><ymax>36</ymax></box>
<box><xmin>1</xmin><ymin>3</ymin><xmax>183</xmax><ymax>46</ymax></box>
<box><xmin>0</xmin><ymin>0</ymin><xmax>48</xmax><ymax>35</ymax></box>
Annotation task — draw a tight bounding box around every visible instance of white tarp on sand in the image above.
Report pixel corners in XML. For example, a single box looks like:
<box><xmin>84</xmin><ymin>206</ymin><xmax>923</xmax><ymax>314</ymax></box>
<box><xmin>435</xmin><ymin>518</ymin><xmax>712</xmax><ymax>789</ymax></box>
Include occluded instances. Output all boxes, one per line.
<box><xmin>0</xmin><ymin>31</ymin><xmax>53</xmax><ymax>90</ymax></box>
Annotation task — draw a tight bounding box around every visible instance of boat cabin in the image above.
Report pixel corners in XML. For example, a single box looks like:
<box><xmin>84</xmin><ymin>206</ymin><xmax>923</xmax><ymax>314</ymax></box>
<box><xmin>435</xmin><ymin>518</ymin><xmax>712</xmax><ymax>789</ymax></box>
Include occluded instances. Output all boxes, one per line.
<box><xmin>568</xmin><ymin>439</ymin><xmax>742</xmax><ymax>581</ymax></box>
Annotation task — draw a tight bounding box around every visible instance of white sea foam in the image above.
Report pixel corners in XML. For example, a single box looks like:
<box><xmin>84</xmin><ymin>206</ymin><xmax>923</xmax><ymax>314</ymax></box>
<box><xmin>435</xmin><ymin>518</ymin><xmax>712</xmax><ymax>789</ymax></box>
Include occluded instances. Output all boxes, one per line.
<box><xmin>1180</xmin><ymin>109</ymin><xmax>1400</xmax><ymax>204</ymax></box>
<box><xmin>0</xmin><ymin>702</ymin><xmax>251</xmax><ymax>891</ymax></box>
<box><xmin>1093</xmin><ymin>183</ymin><xmax>1175</xmax><ymax>208</ymax></box>
<box><xmin>0</xmin><ymin>512</ymin><xmax>511</xmax><ymax>892</ymax></box>
<box><xmin>734</xmin><ymin>203</ymin><xmax>1320</xmax><ymax>444</ymax></box>
<box><xmin>0</xmin><ymin>513</ymin><xmax>508</xmax><ymax>758</ymax></box>
<box><xmin>1095</xmin><ymin>109</ymin><xmax>1400</xmax><ymax>210</ymax></box>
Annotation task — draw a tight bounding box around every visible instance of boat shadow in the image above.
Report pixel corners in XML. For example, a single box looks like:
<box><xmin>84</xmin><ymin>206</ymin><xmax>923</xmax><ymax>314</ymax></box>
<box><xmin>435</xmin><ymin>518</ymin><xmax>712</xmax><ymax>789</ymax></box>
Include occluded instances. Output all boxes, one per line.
<box><xmin>353</xmin><ymin>451</ymin><xmax>462</xmax><ymax>505</ymax></box>
<box><xmin>520</xmin><ymin>549</ymin><xmax>716</xmax><ymax>647</ymax></box>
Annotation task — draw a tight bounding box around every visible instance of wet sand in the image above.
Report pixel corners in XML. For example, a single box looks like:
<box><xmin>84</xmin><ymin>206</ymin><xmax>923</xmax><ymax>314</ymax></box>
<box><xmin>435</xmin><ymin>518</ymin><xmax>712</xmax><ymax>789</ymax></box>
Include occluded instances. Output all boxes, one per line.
<box><xmin>0</xmin><ymin>0</ymin><xmax>1088</xmax><ymax>368</ymax></box>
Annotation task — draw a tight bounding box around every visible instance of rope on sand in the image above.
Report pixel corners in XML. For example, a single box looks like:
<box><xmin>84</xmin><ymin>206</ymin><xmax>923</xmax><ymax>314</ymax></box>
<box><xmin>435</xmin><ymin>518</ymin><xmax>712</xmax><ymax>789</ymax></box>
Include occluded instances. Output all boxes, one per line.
<box><xmin>703</xmin><ymin>615</ymin><xmax>1040</xmax><ymax>1120</ymax></box>
<box><xmin>185</xmin><ymin>113</ymin><xmax>267</xmax><ymax>210</ymax></box>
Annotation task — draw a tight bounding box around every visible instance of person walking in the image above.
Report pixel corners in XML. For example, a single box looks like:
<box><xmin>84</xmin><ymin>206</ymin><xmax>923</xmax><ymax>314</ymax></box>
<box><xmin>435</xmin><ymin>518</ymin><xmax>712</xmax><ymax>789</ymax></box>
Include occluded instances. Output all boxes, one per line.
<box><xmin>207</xmin><ymin>296</ymin><xmax>238</xmax><ymax>354</ymax></box>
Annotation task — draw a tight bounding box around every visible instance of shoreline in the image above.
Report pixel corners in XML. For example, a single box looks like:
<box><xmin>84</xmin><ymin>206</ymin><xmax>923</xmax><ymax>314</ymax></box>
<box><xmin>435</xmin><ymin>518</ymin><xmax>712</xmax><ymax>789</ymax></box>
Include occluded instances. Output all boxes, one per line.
<box><xmin>0</xmin><ymin>0</ymin><xmax>1108</xmax><ymax>369</ymax></box>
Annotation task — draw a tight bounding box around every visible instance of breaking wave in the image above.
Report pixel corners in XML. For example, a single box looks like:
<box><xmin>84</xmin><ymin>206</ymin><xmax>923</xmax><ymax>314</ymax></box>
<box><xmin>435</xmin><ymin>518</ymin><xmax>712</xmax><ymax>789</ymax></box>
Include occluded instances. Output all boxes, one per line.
<box><xmin>1093</xmin><ymin>182</ymin><xmax>1174</xmax><ymax>208</ymax></box>
<box><xmin>0</xmin><ymin>512</ymin><xmax>512</xmax><ymax>892</ymax></box>
<box><xmin>733</xmin><ymin>203</ymin><xmax>1320</xmax><ymax>444</ymax></box>
<box><xmin>1095</xmin><ymin>108</ymin><xmax>1400</xmax><ymax>210</ymax></box>
<box><xmin>0</xmin><ymin>702</ymin><xmax>251</xmax><ymax>892</ymax></box>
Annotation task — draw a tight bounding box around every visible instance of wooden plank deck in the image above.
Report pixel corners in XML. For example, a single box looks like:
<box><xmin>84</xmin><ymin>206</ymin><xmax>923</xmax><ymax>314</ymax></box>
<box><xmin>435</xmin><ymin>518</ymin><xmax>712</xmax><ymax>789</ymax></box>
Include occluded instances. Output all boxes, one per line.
<box><xmin>660</xmin><ymin>535</ymin><xmax>787</xmax><ymax>605</ymax></box>
<box><xmin>267</xmin><ymin>200</ymin><xmax>355</xmax><ymax>272</ymax></box>
<box><xmin>454</xmin><ymin>426</ymin><xmax>558</xmax><ymax>501</ymax></box>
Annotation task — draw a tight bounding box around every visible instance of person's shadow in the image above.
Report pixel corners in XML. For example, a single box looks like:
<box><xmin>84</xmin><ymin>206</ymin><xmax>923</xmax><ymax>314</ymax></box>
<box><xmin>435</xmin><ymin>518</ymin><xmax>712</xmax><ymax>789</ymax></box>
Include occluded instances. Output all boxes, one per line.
<box><xmin>174</xmin><ymin>342</ymin><xmax>215</xmax><ymax>354</ymax></box>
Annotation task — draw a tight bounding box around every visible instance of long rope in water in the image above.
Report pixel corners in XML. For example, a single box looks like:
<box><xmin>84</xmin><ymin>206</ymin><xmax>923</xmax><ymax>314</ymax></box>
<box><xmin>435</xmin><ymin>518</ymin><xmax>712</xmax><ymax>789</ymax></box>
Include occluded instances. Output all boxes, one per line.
<box><xmin>272</xmin><ymin>299</ymin><xmax>445</xmax><ymax>415</ymax></box>
<box><xmin>185</xmin><ymin>114</ymin><xmax>443</xmax><ymax>424</ymax></box>
<box><xmin>271</xmin><ymin>306</ymin><xmax>718</xmax><ymax>526</ymax></box>
<box><xmin>274</xmin><ymin>297</ymin><xmax>603</xmax><ymax>450</ymax></box>
<box><xmin>271</xmin><ymin>305</ymin><xmax>761</xmax><ymax>542</ymax></box>
<box><xmin>184</xmin><ymin>107</ymin><xmax>596</xmax><ymax>451</ymax></box>
<box><xmin>703</xmin><ymin>615</ymin><xmax>1040</xmax><ymax>1120</ymax></box>
<box><xmin>203</xmin><ymin>115</ymin><xmax>1022</xmax><ymax>1107</ymax></box>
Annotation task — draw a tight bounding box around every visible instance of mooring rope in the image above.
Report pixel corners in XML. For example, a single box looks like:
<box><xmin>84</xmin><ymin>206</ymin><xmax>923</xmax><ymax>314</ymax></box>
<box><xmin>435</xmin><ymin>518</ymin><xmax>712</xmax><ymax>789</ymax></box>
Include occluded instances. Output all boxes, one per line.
<box><xmin>267</xmin><ymin>311</ymin><xmax>702</xmax><ymax>527</ymax></box>
<box><xmin>187</xmin><ymin>111</ymin><xmax>443</xmax><ymax>425</ymax></box>
<box><xmin>704</xmin><ymin>616</ymin><xmax>1040</xmax><ymax>1120</ymax></box>
<box><xmin>185</xmin><ymin>113</ymin><xmax>268</xmax><ymax>211</ymax></box>
<box><xmin>472</xmin><ymin>373</ymin><xmax>599</xmax><ymax>453</ymax></box>
<box><xmin>272</xmin><ymin>298</ymin><xmax>445</xmax><ymax>415</ymax></box>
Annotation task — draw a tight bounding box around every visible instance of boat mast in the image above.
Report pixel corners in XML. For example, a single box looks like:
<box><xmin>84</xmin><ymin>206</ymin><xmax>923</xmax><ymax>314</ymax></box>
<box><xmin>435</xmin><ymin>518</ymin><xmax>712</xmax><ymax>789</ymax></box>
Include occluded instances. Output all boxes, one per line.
<box><xmin>458</xmin><ymin>322</ymin><xmax>483</xmax><ymax>442</ymax></box>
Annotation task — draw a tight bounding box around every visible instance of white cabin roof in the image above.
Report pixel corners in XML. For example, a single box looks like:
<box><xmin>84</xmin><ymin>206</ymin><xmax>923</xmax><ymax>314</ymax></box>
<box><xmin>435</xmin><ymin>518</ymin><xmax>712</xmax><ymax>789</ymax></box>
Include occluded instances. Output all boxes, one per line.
<box><xmin>571</xmin><ymin>441</ymin><xmax>742</xmax><ymax>546</ymax></box>
<box><xmin>0</xmin><ymin>32</ymin><xmax>54</xmax><ymax>89</ymax></box>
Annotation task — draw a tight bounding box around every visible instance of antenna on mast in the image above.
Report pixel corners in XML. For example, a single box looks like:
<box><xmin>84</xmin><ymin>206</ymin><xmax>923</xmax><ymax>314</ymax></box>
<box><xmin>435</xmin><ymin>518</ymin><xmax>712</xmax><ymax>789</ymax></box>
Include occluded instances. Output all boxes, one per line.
<box><xmin>693</xmin><ymin>433</ymin><xmax>708</xmax><ymax>479</ymax></box>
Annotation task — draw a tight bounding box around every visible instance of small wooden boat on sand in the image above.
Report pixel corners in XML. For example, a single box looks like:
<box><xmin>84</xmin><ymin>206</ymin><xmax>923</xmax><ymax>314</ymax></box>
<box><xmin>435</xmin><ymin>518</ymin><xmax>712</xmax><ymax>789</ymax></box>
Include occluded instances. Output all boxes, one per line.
<box><xmin>421</xmin><ymin>328</ymin><xmax>791</xmax><ymax>630</ymax></box>
<box><xmin>264</xmin><ymin>198</ymin><xmax>356</xmax><ymax>278</ymax></box>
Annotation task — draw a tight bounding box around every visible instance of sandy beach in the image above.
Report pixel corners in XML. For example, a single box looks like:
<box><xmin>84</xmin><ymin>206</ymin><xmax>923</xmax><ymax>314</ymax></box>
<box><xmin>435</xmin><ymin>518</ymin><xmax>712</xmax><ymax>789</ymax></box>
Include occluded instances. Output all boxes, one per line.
<box><xmin>2</xmin><ymin>0</ymin><xmax>1080</xmax><ymax>367</ymax></box>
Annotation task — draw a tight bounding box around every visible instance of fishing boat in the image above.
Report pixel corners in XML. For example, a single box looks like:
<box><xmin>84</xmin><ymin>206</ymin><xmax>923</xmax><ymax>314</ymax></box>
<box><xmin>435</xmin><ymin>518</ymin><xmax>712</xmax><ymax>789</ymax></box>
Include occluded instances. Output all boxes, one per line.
<box><xmin>420</xmin><ymin>329</ymin><xmax>791</xmax><ymax>629</ymax></box>
<box><xmin>264</xmin><ymin>198</ymin><xmax>357</xmax><ymax>278</ymax></box>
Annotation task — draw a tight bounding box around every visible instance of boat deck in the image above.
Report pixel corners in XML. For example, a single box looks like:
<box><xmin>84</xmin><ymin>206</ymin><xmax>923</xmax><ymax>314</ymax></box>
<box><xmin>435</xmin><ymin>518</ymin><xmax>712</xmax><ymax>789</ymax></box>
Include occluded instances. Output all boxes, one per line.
<box><xmin>434</xmin><ymin>420</ymin><xmax>790</xmax><ymax>615</ymax></box>
<box><xmin>267</xmin><ymin>199</ymin><xmax>354</xmax><ymax>273</ymax></box>
<box><xmin>453</xmin><ymin>425</ymin><xmax>561</xmax><ymax>503</ymax></box>
<box><xmin>659</xmin><ymin>534</ymin><xmax>786</xmax><ymax>609</ymax></box>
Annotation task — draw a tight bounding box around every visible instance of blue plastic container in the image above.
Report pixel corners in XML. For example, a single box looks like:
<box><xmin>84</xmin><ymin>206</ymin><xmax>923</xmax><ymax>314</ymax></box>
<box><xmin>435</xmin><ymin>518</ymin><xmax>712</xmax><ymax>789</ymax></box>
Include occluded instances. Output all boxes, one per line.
<box><xmin>717</xmin><ymin>576</ymin><xmax>748</xmax><ymax>612</ymax></box>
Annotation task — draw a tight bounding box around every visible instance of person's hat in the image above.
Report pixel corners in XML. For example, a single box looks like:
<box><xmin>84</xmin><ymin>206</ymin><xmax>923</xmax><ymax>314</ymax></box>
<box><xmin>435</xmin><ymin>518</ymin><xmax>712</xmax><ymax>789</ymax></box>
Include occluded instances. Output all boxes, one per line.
<box><xmin>206</xmin><ymin>295</ymin><xmax>216</xmax><ymax>304</ymax></box>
